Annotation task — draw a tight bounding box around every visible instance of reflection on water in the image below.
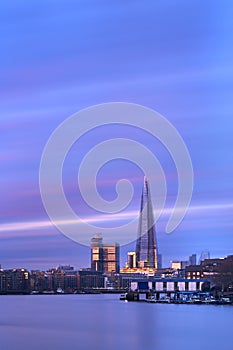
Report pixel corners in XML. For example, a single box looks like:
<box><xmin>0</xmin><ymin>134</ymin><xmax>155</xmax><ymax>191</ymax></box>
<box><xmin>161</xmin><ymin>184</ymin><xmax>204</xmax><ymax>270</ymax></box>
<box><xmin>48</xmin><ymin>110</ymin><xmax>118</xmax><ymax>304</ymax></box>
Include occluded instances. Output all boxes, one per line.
<box><xmin>0</xmin><ymin>294</ymin><xmax>232</xmax><ymax>350</ymax></box>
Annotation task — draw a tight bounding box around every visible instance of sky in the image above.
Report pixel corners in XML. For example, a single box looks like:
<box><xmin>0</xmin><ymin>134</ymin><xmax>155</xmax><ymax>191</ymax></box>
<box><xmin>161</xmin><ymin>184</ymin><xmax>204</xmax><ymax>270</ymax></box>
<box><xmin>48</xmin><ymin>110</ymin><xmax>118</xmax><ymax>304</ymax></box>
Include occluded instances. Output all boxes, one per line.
<box><xmin>1</xmin><ymin>0</ymin><xmax>233</xmax><ymax>270</ymax></box>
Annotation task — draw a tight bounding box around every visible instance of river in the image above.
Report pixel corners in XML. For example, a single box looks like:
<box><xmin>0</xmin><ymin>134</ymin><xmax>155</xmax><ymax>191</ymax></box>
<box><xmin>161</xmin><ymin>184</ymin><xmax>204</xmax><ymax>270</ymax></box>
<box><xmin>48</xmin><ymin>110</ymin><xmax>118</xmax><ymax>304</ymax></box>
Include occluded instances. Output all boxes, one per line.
<box><xmin>0</xmin><ymin>294</ymin><xmax>231</xmax><ymax>350</ymax></box>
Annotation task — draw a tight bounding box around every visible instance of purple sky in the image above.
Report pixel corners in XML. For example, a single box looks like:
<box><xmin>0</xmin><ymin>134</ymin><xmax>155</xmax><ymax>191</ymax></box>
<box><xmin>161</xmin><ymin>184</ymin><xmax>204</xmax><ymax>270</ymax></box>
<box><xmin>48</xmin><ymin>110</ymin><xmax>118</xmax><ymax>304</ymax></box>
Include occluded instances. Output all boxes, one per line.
<box><xmin>1</xmin><ymin>0</ymin><xmax>233</xmax><ymax>270</ymax></box>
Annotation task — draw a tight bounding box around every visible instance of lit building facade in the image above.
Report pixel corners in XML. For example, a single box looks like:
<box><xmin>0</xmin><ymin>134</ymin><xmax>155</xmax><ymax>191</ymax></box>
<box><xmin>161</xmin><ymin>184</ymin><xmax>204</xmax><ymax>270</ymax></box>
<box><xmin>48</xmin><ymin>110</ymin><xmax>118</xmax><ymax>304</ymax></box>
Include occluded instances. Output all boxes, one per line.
<box><xmin>91</xmin><ymin>235</ymin><xmax>120</xmax><ymax>274</ymax></box>
<box><xmin>91</xmin><ymin>234</ymin><xmax>104</xmax><ymax>272</ymax></box>
<box><xmin>171</xmin><ymin>261</ymin><xmax>188</xmax><ymax>270</ymax></box>
<box><xmin>103</xmin><ymin>243</ymin><xmax>120</xmax><ymax>274</ymax></box>
<box><xmin>127</xmin><ymin>252</ymin><xmax>137</xmax><ymax>269</ymax></box>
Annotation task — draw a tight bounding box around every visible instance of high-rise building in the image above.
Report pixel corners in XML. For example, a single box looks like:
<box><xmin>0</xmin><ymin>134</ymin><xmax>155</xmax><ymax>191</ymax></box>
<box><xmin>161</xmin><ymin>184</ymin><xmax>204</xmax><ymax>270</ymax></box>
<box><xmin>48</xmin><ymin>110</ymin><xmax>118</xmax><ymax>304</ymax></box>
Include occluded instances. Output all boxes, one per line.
<box><xmin>199</xmin><ymin>251</ymin><xmax>210</xmax><ymax>264</ymax></box>
<box><xmin>103</xmin><ymin>243</ymin><xmax>120</xmax><ymax>274</ymax></box>
<box><xmin>136</xmin><ymin>177</ymin><xmax>158</xmax><ymax>268</ymax></box>
<box><xmin>91</xmin><ymin>235</ymin><xmax>120</xmax><ymax>274</ymax></box>
<box><xmin>188</xmin><ymin>254</ymin><xmax>197</xmax><ymax>266</ymax></box>
<box><xmin>157</xmin><ymin>253</ymin><xmax>162</xmax><ymax>269</ymax></box>
<box><xmin>91</xmin><ymin>234</ymin><xmax>104</xmax><ymax>272</ymax></box>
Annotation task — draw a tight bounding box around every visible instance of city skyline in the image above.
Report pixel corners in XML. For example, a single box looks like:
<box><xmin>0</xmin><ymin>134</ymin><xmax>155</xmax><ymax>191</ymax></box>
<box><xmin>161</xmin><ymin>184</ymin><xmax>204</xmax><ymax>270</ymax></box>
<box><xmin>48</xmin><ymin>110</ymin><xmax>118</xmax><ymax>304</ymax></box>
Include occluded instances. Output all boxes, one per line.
<box><xmin>1</xmin><ymin>1</ymin><xmax>233</xmax><ymax>270</ymax></box>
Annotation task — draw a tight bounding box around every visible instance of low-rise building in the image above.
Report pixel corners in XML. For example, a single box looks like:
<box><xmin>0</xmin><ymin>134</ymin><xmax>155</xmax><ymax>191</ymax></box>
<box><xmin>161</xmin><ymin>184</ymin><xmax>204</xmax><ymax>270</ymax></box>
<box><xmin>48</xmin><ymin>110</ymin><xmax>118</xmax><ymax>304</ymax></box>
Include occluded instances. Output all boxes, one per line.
<box><xmin>78</xmin><ymin>269</ymin><xmax>104</xmax><ymax>290</ymax></box>
<box><xmin>185</xmin><ymin>255</ymin><xmax>233</xmax><ymax>295</ymax></box>
<box><xmin>130</xmin><ymin>278</ymin><xmax>209</xmax><ymax>294</ymax></box>
<box><xmin>0</xmin><ymin>269</ymin><xmax>30</xmax><ymax>294</ymax></box>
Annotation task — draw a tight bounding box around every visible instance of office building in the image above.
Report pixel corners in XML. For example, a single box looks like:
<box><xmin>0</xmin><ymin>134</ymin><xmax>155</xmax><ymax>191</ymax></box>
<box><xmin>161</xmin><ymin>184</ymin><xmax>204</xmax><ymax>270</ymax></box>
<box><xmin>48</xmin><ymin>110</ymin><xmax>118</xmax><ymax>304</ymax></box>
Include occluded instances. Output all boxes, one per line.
<box><xmin>78</xmin><ymin>269</ymin><xmax>104</xmax><ymax>290</ymax></box>
<box><xmin>188</xmin><ymin>254</ymin><xmax>197</xmax><ymax>266</ymax></box>
<box><xmin>103</xmin><ymin>243</ymin><xmax>120</xmax><ymax>274</ymax></box>
<box><xmin>157</xmin><ymin>253</ymin><xmax>162</xmax><ymax>269</ymax></box>
<box><xmin>171</xmin><ymin>261</ymin><xmax>188</xmax><ymax>270</ymax></box>
<box><xmin>91</xmin><ymin>235</ymin><xmax>120</xmax><ymax>274</ymax></box>
<box><xmin>0</xmin><ymin>269</ymin><xmax>30</xmax><ymax>293</ymax></box>
<box><xmin>91</xmin><ymin>234</ymin><xmax>104</xmax><ymax>272</ymax></box>
<box><xmin>199</xmin><ymin>251</ymin><xmax>210</xmax><ymax>264</ymax></box>
<box><xmin>136</xmin><ymin>177</ymin><xmax>158</xmax><ymax>268</ymax></box>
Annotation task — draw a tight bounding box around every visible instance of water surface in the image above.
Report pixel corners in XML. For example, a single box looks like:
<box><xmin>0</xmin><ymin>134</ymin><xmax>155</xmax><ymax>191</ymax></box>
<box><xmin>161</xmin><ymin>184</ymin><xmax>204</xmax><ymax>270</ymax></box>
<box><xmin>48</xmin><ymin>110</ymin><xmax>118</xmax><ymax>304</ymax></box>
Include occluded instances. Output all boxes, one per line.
<box><xmin>0</xmin><ymin>294</ymin><xmax>231</xmax><ymax>350</ymax></box>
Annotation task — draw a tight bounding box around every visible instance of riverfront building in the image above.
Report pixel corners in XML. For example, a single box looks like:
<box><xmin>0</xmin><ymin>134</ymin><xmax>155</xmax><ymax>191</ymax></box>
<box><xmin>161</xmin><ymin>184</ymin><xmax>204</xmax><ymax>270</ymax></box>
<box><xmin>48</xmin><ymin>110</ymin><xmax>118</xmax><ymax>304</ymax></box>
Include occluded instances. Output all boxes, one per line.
<box><xmin>186</xmin><ymin>255</ymin><xmax>233</xmax><ymax>280</ymax></box>
<box><xmin>0</xmin><ymin>268</ymin><xmax>30</xmax><ymax>294</ymax></box>
<box><xmin>127</xmin><ymin>277</ymin><xmax>211</xmax><ymax>301</ymax></box>
<box><xmin>78</xmin><ymin>269</ymin><xmax>104</xmax><ymax>290</ymax></box>
<box><xmin>130</xmin><ymin>278</ymin><xmax>209</xmax><ymax>294</ymax></box>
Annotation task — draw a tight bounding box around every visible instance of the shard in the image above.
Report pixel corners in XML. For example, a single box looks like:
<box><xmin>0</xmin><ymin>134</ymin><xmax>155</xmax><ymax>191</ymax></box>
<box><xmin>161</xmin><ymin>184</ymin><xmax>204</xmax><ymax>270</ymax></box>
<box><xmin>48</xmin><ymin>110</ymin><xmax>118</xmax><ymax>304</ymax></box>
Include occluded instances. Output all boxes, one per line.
<box><xmin>136</xmin><ymin>177</ymin><xmax>158</xmax><ymax>268</ymax></box>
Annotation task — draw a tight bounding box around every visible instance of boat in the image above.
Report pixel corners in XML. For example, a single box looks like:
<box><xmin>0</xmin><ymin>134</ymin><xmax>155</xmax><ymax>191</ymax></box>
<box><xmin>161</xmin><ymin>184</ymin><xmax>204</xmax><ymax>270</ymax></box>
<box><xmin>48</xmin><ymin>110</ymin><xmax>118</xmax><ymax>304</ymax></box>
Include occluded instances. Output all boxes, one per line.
<box><xmin>56</xmin><ymin>287</ymin><xmax>65</xmax><ymax>294</ymax></box>
<box><xmin>145</xmin><ymin>296</ymin><xmax>157</xmax><ymax>303</ymax></box>
<box><xmin>120</xmin><ymin>293</ymin><xmax>127</xmax><ymax>300</ymax></box>
<box><xmin>218</xmin><ymin>297</ymin><xmax>232</xmax><ymax>305</ymax></box>
<box><xmin>187</xmin><ymin>297</ymin><xmax>202</xmax><ymax>304</ymax></box>
<box><xmin>202</xmin><ymin>297</ymin><xmax>217</xmax><ymax>304</ymax></box>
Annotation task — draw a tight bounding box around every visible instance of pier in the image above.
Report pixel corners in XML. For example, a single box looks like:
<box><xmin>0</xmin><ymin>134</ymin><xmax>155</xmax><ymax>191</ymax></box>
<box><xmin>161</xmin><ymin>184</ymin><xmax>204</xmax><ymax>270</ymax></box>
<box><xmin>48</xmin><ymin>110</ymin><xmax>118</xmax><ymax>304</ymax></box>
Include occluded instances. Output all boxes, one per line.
<box><xmin>120</xmin><ymin>278</ymin><xmax>233</xmax><ymax>304</ymax></box>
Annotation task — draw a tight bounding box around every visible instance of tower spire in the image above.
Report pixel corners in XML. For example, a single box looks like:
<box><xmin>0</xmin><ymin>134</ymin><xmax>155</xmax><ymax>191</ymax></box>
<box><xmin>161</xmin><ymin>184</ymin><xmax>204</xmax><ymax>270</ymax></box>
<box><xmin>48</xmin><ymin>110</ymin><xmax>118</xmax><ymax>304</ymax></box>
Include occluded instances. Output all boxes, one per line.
<box><xmin>136</xmin><ymin>177</ymin><xmax>158</xmax><ymax>268</ymax></box>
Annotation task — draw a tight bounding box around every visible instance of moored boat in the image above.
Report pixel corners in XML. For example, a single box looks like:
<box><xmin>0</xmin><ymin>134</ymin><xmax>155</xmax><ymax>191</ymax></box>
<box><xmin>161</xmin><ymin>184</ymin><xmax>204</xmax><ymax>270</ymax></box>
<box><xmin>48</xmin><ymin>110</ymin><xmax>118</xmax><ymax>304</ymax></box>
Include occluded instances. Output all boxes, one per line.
<box><xmin>145</xmin><ymin>296</ymin><xmax>156</xmax><ymax>303</ymax></box>
<box><xmin>120</xmin><ymin>293</ymin><xmax>127</xmax><ymax>300</ymax></box>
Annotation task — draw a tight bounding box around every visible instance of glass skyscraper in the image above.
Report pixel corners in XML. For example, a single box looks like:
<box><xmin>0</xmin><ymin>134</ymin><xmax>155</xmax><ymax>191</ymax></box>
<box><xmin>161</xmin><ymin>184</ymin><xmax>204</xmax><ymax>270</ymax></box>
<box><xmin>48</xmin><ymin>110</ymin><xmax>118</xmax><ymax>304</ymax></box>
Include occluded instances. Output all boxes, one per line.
<box><xmin>136</xmin><ymin>177</ymin><xmax>158</xmax><ymax>269</ymax></box>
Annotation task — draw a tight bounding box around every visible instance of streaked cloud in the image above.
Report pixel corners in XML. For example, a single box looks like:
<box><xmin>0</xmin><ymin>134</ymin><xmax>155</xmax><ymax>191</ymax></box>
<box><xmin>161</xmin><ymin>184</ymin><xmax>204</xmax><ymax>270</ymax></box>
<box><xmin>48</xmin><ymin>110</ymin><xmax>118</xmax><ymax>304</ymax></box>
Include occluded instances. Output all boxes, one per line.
<box><xmin>1</xmin><ymin>202</ymin><xmax>232</xmax><ymax>236</ymax></box>
<box><xmin>0</xmin><ymin>0</ymin><xmax>232</xmax><ymax>267</ymax></box>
